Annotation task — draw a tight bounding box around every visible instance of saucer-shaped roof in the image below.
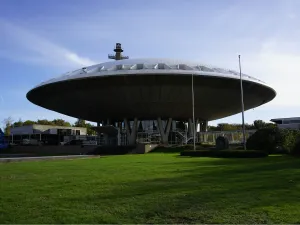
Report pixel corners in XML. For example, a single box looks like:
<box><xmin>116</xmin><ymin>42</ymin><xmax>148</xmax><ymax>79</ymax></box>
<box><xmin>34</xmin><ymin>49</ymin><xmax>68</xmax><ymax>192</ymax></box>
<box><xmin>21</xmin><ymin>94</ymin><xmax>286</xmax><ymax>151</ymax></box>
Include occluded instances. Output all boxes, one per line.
<box><xmin>27</xmin><ymin>58</ymin><xmax>276</xmax><ymax>122</ymax></box>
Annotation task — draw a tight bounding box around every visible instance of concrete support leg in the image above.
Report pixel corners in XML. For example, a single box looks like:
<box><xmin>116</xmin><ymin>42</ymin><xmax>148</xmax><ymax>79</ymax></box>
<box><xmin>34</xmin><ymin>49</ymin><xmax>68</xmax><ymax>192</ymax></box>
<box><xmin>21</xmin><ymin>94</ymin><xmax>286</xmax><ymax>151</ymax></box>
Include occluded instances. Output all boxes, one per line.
<box><xmin>117</xmin><ymin>128</ymin><xmax>121</xmax><ymax>146</ymax></box>
<box><xmin>172</xmin><ymin>120</ymin><xmax>176</xmax><ymax>131</ymax></box>
<box><xmin>124</xmin><ymin>118</ymin><xmax>139</xmax><ymax>145</ymax></box>
<box><xmin>188</xmin><ymin>118</ymin><xmax>199</xmax><ymax>138</ymax></box>
<box><xmin>194</xmin><ymin>119</ymin><xmax>199</xmax><ymax>142</ymax></box>
<box><xmin>200</xmin><ymin>121</ymin><xmax>208</xmax><ymax>142</ymax></box>
<box><xmin>203</xmin><ymin>121</ymin><xmax>208</xmax><ymax>132</ymax></box>
<box><xmin>199</xmin><ymin>121</ymin><xmax>205</xmax><ymax>132</ymax></box>
<box><xmin>103</xmin><ymin>134</ymin><xmax>108</xmax><ymax>145</ymax></box>
<box><xmin>157</xmin><ymin>117</ymin><xmax>172</xmax><ymax>144</ymax></box>
<box><xmin>231</xmin><ymin>133</ymin><xmax>235</xmax><ymax>143</ymax></box>
<box><xmin>188</xmin><ymin>119</ymin><xmax>193</xmax><ymax>137</ymax></box>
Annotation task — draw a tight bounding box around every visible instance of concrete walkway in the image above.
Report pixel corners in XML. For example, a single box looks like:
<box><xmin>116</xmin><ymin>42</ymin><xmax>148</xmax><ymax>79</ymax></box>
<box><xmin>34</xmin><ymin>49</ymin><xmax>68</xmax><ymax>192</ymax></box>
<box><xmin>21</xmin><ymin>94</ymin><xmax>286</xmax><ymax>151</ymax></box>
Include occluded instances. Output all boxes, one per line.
<box><xmin>0</xmin><ymin>155</ymin><xmax>99</xmax><ymax>163</ymax></box>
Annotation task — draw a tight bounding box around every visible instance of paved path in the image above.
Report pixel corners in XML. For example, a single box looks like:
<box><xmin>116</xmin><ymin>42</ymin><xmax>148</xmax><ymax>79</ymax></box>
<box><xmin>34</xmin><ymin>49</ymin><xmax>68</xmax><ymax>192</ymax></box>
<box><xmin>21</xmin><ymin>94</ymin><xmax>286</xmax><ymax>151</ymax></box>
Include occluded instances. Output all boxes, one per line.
<box><xmin>0</xmin><ymin>155</ymin><xmax>99</xmax><ymax>163</ymax></box>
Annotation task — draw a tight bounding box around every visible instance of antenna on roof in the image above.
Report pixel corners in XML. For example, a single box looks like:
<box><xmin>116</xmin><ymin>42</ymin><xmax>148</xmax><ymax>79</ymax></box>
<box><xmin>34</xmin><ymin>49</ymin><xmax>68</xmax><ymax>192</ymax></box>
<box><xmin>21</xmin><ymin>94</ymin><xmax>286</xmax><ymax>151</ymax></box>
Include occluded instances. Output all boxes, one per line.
<box><xmin>108</xmin><ymin>43</ymin><xmax>129</xmax><ymax>60</ymax></box>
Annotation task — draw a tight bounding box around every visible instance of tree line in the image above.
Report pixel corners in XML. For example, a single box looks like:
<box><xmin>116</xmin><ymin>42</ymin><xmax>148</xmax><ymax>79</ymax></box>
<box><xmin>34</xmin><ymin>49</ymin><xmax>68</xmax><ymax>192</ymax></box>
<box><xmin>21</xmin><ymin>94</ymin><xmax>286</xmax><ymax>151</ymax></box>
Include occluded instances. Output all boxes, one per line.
<box><xmin>207</xmin><ymin>120</ymin><xmax>275</xmax><ymax>131</ymax></box>
<box><xmin>2</xmin><ymin>117</ymin><xmax>276</xmax><ymax>136</ymax></box>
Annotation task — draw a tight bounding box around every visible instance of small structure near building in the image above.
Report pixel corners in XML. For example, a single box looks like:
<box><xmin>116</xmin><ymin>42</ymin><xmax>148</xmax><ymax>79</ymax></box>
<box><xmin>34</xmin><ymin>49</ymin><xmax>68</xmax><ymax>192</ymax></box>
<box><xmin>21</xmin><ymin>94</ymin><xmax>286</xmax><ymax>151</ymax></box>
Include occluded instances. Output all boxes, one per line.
<box><xmin>11</xmin><ymin>124</ymin><xmax>87</xmax><ymax>136</ymax></box>
<box><xmin>9</xmin><ymin>124</ymin><xmax>87</xmax><ymax>145</ymax></box>
<box><xmin>270</xmin><ymin>117</ymin><xmax>300</xmax><ymax>130</ymax></box>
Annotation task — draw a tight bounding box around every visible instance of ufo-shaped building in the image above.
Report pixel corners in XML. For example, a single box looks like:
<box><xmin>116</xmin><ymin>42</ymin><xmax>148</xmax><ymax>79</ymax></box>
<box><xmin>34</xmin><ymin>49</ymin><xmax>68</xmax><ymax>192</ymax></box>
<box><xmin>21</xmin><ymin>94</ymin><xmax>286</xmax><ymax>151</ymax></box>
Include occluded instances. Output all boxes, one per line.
<box><xmin>27</xmin><ymin>44</ymin><xmax>276</xmax><ymax>145</ymax></box>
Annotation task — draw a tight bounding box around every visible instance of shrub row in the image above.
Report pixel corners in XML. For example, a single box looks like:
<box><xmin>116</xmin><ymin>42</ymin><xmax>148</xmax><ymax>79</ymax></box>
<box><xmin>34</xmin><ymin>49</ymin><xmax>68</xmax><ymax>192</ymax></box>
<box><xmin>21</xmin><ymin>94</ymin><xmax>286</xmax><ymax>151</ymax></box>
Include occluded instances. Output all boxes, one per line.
<box><xmin>180</xmin><ymin>150</ymin><xmax>268</xmax><ymax>158</ymax></box>
<box><xmin>87</xmin><ymin>145</ymin><xmax>136</xmax><ymax>155</ymax></box>
<box><xmin>150</xmin><ymin>146</ymin><xmax>185</xmax><ymax>153</ymax></box>
<box><xmin>150</xmin><ymin>144</ymin><xmax>213</xmax><ymax>153</ymax></box>
<box><xmin>246</xmin><ymin>127</ymin><xmax>300</xmax><ymax>155</ymax></box>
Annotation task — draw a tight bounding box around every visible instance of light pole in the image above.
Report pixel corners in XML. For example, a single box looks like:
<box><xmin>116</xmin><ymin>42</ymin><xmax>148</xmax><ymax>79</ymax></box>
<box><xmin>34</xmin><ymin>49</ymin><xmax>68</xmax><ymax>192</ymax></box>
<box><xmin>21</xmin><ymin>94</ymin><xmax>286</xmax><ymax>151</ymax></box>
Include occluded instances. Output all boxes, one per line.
<box><xmin>238</xmin><ymin>55</ymin><xmax>246</xmax><ymax>150</ymax></box>
<box><xmin>192</xmin><ymin>73</ymin><xmax>196</xmax><ymax>151</ymax></box>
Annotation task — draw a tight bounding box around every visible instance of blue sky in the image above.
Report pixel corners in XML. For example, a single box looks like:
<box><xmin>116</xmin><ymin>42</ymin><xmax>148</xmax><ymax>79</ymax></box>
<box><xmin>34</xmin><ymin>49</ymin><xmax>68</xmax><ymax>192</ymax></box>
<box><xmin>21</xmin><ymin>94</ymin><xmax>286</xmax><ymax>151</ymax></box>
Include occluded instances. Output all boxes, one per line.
<box><xmin>1</xmin><ymin>0</ymin><xmax>300</xmax><ymax>128</ymax></box>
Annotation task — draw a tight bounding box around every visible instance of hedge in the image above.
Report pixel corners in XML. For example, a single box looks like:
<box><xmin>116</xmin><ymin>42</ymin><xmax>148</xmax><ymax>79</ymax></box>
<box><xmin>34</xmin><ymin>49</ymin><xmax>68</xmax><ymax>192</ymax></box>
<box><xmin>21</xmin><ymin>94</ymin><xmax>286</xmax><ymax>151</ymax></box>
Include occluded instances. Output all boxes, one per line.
<box><xmin>246</xmin><ymin>127</ymin><xmax>300</xmax><ymax>155</ymax></box>
<box><xmin>87</xmin><ymin>145</ymin><xmax>136</xmax><ymax>155</ymax></box>
<box><xmin>180</xmin><ymin>150</ymin><xmax>268</xmax><ymax>158</ymax></box>
<box><xmin>246</xmin><ymin>127</ymin><xmax>280</xmax><ymax>153</ymax></box>
<box><xmin>150</xmin><ymin>146</ymin><xmax>185</xmax><ymax>153</ymax></box>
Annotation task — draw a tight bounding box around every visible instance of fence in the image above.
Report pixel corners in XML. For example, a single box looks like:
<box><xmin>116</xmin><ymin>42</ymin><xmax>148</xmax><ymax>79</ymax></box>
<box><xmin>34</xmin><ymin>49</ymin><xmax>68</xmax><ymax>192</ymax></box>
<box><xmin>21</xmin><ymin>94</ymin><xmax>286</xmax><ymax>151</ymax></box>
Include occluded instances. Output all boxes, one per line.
<box><xmin>196</xmin><ymin>130</ymin><xmax>256</xmax><ymax>144</ymax></box>
<box><xmin>4</xmin><ymin>129</ymin><xmax>257</xmax><ymax>146</ymax></box>
<box><xmin>136</xmin><ymin>129</ymin><xmax>256</xmax><ymax>145</ymax></box>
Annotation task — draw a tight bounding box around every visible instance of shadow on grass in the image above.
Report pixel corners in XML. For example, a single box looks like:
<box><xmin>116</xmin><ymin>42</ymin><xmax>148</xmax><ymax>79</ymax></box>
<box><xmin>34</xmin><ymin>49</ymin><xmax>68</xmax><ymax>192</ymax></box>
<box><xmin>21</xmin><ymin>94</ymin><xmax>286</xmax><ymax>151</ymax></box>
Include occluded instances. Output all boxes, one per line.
<box><xmin>149</xmin><ymin>146</ymin><xmax>210</xmax><ymax>154</ymax></box>
<box><xmin>65</xmin><ymin>155</ymin><xmax>300</xmax><ymax>224</ymax></box>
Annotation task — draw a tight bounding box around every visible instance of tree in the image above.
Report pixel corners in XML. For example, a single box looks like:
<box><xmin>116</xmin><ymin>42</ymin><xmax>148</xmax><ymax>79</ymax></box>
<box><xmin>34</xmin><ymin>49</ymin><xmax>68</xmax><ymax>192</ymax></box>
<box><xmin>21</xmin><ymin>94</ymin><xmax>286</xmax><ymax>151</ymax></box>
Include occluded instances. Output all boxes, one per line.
<box><xmin>52</xmin><ymin>119</ymin><xmax>71</xmax><ymax>127</ymax></box>
<box><xmin>13</xmin><ymin>118</ymin><xmax>23</xmax><ymax>127</ymax></box>
<box><xmin>254</xmin><ymin>120</ymin><xmax>266</xmax><ymax>130</ymax></box>
<box><xmin>74</xmin><ymin>119</ymin><xmax>86</xmax><ymax>127</ymax></box>
<box><xmin>85</xmin><ymin>123</ymin><xmax>97</xmax><ymax>135</ymax></box>
<box><xmin>37</xmin><ymin>119</ymin><xmax>54</xmax><ymax>125</ymax></box>
<box><xmin>208</xmin><ymin>125</ymin><xmax>218</xmax><ymax>131</ymax></box>
<box><xmin>245</xmin><ymin>123</ymin><xmax>255</xmax><ymax>130</ymax></box>
<box><xmin>2</xmin><ymin>117</ymin><xmax>13</xmax><ymax>135</ymax></box>
<box><xmin>23</xmin><ymin>120</ymin><xmax>37</xmax><ymax>126</ymax></box>
<box><xmin>253</xmin><ymin>120</ymin><xmax>276</xmax><ymax>130</ymax></box>
<box><xmin>73</xmin><ymin>119</ymin><xmax>96</xmax><ymax>135</ymax></box>
<box><xmin>217</xmin><ymin>123</ymin><xmax>239</xmax><ymax>131</ymax></box>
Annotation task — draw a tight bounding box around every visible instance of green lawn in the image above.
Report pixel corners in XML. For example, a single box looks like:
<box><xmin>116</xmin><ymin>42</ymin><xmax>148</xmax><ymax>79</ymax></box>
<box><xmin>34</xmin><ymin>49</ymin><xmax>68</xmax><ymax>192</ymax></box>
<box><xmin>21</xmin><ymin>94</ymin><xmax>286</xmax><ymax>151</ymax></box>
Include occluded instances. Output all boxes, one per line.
<box><xmin>0</xmin><ymin>154</ymin><xmax>300</xmax><ymax>224</ymax></box>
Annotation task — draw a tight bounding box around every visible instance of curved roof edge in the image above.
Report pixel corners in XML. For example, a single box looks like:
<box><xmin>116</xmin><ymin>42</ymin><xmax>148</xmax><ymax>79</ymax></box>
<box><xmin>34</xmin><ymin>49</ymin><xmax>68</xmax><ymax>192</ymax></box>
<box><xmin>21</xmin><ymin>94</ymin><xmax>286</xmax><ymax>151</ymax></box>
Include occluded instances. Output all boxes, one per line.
<box><xmin>29</xmin><ymin>58</ymin><xmax>276</xmax><ymax>95</ymax></box>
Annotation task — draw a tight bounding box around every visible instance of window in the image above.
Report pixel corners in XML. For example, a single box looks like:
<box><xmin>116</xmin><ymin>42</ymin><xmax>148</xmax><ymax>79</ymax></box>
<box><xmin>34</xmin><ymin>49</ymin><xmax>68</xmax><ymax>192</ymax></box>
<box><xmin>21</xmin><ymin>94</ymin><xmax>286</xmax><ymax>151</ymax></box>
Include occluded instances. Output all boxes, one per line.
<box><xmin>158</xmin><ymin>63</ymin><xmax>165</xmax><ymax>69</ymax></box>
<box><xmin>136</xmin><ymin>64</ymin><xmax>144</xmax><ymax>70</ymax></box>
<box><xmin>290</xmin><ymin>120</ymin><xmax>300</xmax><ymax>124</ymax></box>
<box><xmin>116</xmin><ymin>64</ymin><xmax>123</xmax><ymax>70</ymax></box>
<box><xmin>178</xmin><ymin>64</ymin><xmax>186</xmax><ymax>70</ymax></box>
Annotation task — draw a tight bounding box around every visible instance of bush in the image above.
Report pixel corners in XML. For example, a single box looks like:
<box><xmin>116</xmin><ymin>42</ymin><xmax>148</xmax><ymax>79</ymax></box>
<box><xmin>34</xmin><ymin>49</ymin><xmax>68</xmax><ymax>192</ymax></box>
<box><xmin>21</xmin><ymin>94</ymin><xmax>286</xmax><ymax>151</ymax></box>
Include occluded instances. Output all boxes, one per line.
<box><xmin>150</xmin><ymin>146</ymin><xmax>185</xmax><ymax>153</ymax></box>
<box><xmin>246</xmin><ymin>127</ymin><xmax>280</xmax><ymax>153</ymax></box>
<box><xmin>151</xmin><ymin>144</ymin><xmax>213</xmax><ymax>153</ymax></box>
<box><xmin>279</xmin><ymin>129</ymin><xmax>300</xmax><ymax>154</ymax></box>
<box><xmin>87</xmin><ymin>145</ymin><xmax>136</xmax><ymax>155</ymax></box>
<box><xmin>180</xmin><ymin>150</ymin><xmax>268</xmax><ymax>158</ymax></box>
<box><xmin>216</xmin><ymin>136</ymin><xmax>229</xmax><ymax>150</ymax></box>
<box><xmin>292</xmin><ymin>139</ymin><xmax>300</xmax><ymax>156</ymax></box>
<box><xmin>246</xmin><ymin>128</ymin><xmax>300</xmax><ymax>155</ymax></box>
<box><xmin>181</xmin><ymin>144</ymin><xmax>212</xmax><ymax>150</ymax></box>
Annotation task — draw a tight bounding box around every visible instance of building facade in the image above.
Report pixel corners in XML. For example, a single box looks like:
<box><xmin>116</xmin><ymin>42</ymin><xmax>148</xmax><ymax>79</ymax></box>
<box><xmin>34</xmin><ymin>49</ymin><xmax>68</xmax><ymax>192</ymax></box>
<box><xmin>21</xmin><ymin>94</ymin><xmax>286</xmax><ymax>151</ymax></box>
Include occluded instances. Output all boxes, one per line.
<box><xmin>11</xmin><ymin>124</ymin><xmax>87</xmax><ymax>136</ymax></box>
<box><xmin>271</xmin><ymin>117</ymin><xmax>300</xmax><ymax>129</ymax></box>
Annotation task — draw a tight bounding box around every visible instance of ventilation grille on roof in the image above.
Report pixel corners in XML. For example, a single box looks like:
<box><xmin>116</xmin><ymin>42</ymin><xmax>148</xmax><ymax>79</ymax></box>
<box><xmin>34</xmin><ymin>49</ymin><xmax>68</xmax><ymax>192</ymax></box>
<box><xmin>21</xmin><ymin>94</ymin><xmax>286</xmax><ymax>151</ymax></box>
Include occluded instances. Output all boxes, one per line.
<box><xmin>50</xmin><ymin>62</ymin><xmax>264</xmax><ymax>84</ymax></box>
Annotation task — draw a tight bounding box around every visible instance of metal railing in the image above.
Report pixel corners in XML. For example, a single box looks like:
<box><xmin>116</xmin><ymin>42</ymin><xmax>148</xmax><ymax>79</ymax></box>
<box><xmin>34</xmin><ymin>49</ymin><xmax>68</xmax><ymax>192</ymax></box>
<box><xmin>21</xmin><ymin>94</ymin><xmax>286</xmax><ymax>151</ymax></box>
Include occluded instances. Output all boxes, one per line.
<box><xmin>4</xmin><ymin>130</ymin><xmax>257</xmax><ymax>147</ymax></box>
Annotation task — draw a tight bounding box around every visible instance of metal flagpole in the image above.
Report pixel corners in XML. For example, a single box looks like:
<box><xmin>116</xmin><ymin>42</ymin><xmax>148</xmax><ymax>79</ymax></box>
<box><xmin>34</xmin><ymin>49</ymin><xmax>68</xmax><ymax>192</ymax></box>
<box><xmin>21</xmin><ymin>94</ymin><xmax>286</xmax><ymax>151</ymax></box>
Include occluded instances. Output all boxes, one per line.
<box><xmin>192</xmin><ymin>73</ymin><xmax>196</xmax><ymax>151</ymax></box>
<box><xmin>238</xmin><ymin>55</ymin><xmax>246</xmax><ymax>150</ymax></box>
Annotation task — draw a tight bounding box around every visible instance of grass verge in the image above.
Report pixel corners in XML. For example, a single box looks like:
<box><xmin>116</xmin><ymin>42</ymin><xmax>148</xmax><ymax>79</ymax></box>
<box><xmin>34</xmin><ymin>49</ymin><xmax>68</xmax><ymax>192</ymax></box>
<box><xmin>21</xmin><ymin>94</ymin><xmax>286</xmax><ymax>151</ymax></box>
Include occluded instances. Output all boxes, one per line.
<box><xmin>0</xmin><ymin>154</ymin><xmax>300</xmax><ymax>223</ymax></box>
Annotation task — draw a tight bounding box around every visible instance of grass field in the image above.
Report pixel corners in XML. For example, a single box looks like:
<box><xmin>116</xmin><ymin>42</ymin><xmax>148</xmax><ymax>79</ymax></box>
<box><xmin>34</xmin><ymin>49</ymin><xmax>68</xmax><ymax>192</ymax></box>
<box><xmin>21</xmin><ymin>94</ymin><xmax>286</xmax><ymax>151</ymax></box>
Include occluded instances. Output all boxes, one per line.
<box><xmin>0</xmin><ymin>153</ymin><xmax>300</xmax><ymax>224</ymax></box>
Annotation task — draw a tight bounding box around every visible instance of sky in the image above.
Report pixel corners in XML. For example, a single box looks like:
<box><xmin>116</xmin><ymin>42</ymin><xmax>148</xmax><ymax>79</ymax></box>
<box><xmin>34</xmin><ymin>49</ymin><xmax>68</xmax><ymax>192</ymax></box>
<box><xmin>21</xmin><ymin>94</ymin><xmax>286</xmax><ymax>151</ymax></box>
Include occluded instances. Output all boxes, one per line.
<box><xmin>1</xmin><ymin>0</ymin><xmax>300</xmax><ymax>129</ymax></box>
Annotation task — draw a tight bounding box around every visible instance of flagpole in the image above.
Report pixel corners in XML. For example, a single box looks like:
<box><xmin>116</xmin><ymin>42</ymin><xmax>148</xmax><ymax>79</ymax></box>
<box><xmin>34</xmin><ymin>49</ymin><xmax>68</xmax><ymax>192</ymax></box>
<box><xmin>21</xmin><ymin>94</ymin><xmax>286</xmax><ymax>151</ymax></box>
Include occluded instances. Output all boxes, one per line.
<box><xmin>192</xmin><ymin>73</ymin><xmax>196</xmax><ymax>151</ymax></box>
<box><xmin>239</xmin><ymin>55</ymin><xmax>246</xmax><ymax>150</ymax></box>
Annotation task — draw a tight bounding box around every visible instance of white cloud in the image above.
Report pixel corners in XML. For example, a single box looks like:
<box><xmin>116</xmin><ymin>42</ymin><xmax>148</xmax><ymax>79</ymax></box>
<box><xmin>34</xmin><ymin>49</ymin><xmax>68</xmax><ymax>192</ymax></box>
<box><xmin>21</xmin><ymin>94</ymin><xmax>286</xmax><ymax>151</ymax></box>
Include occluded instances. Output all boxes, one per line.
<box><xmin>0</xmin><ymin>20</ymin><xmax>97</xmax><ymax>69</ymax></box>
<box><xmin>288</xmin><ymin>13</ymin><xmax>296</xmax><ymax>19</ymax></box>
<box><xmin>241</xmin><ymin>39</ymin><xmax>300</xmax><ymax>107</ymax></box>
<box><xmin>196</xmin><ymin>37</ymin><xmax>300</xmax><ymax>109</ymax></box>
